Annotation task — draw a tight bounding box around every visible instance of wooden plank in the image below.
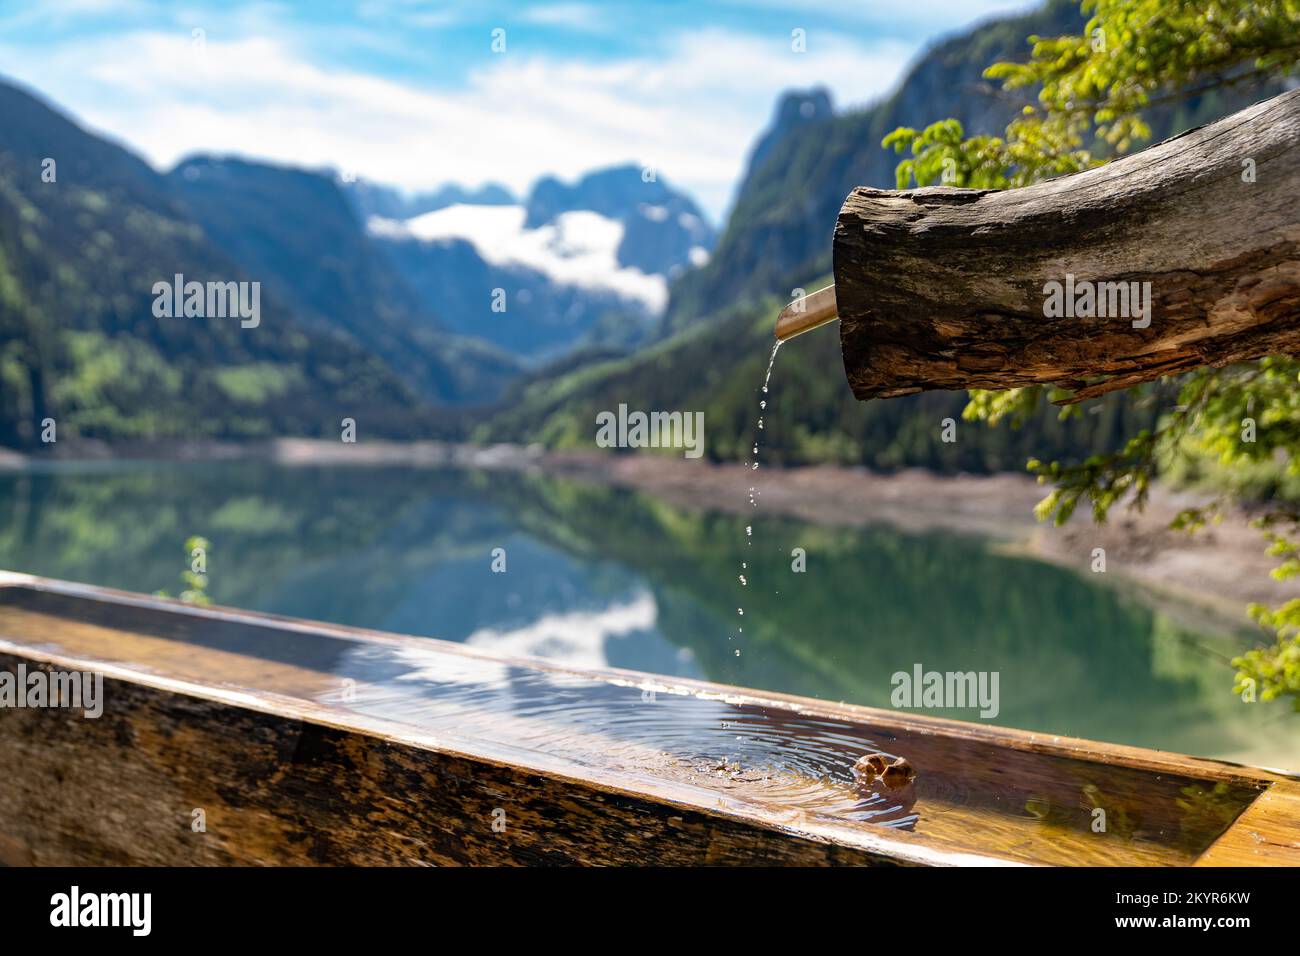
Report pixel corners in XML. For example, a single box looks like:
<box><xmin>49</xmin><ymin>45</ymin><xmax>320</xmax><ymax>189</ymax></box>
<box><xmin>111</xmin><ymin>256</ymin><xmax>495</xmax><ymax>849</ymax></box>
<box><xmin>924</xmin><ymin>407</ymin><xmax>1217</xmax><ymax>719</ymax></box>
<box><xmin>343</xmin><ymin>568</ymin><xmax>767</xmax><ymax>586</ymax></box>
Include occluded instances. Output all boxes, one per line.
<box><xmin>1195</xmin><ymin>781</ymin><xmax>1300</xmax><ymax>866</ymax></box>
<box><xmin>0</xmin><ymin>573</ymin><xmax>1293</xmax><ymax>866</ymax></box>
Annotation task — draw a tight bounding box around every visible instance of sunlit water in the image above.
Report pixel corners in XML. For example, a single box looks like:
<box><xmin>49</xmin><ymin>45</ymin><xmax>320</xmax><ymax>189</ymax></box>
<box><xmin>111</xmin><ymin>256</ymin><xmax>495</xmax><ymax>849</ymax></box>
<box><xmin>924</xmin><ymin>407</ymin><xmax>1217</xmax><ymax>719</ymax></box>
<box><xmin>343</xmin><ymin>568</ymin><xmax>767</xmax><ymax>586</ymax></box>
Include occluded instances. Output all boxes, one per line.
<box><xmin>0</xmin><ymin>459</ymin><xmax>1295</xmax><ymax>771</ymax></box>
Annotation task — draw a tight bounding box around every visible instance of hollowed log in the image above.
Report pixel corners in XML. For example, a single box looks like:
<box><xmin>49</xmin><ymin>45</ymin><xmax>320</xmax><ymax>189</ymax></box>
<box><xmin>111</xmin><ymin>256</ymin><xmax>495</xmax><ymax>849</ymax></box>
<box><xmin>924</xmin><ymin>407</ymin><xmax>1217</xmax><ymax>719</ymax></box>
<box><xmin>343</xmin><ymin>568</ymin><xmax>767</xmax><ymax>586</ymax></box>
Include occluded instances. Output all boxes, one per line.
<box><xmin>832</xmin><ymin>89</ymin><xmax>1300</xmax><ymax>403</ymax></box>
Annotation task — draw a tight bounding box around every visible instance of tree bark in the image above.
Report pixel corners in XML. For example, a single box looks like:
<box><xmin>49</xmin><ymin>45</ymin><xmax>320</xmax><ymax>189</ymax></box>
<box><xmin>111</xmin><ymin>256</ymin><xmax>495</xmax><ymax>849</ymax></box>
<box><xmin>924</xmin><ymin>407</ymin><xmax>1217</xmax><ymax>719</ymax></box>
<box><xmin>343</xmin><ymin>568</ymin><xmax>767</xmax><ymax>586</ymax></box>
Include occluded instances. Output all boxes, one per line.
<box><xmin>833</xmin><ymin>89</ymin><xmax>1300</xmax><ymax>403</ymax></box>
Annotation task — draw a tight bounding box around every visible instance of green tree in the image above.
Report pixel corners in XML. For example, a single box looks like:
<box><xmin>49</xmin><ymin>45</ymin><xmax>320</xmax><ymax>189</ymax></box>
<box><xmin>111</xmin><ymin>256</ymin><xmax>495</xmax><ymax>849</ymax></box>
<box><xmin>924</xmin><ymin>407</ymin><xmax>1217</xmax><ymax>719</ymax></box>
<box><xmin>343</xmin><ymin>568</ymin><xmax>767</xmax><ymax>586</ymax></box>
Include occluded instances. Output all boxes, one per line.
<box><xmin>884</xmin><ymin>0</ymin><xmax>1300</xmax><ymax>704</ymax></box>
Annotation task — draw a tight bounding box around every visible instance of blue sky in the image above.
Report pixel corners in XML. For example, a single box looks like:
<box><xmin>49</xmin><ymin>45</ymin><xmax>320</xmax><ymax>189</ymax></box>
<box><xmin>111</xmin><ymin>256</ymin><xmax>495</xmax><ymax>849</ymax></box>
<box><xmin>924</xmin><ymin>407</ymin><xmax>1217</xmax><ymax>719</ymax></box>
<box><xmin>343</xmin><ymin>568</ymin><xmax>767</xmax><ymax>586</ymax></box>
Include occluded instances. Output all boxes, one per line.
<box><xmin>0</xmin><ymin>0</ymin><xmax>1034</xmax><ymax>218</ymax></box>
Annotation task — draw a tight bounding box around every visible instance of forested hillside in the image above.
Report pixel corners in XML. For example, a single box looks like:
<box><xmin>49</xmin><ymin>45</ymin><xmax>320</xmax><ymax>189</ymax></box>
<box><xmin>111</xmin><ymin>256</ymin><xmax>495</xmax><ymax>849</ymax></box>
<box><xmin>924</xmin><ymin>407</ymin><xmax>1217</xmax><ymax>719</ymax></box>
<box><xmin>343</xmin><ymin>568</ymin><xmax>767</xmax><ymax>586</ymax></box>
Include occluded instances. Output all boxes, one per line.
<box><xmin>167</xmin><ymin>156</ymin><xmax>521</xmax><ymax>405</ymax></box>
<box><xmin>481</xmin><ymin>280</ymin><xmax>1159</xmax><ymax>471</ymax></box>
<box><xmin>0</xmin><ymin>79</ymin><xmax>445</xmax><ymax>447</ymax></box>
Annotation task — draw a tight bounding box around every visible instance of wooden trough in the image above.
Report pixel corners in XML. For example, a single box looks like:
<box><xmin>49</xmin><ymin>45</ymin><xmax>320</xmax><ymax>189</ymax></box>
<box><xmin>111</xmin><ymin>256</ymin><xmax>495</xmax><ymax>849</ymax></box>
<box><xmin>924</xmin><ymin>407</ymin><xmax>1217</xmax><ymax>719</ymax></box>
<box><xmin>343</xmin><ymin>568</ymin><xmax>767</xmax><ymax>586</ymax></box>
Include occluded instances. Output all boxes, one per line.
<box><xmin>0</xmin><ymin>571</ymin><xmax>1296</xmax><ymax>866</ymax></box>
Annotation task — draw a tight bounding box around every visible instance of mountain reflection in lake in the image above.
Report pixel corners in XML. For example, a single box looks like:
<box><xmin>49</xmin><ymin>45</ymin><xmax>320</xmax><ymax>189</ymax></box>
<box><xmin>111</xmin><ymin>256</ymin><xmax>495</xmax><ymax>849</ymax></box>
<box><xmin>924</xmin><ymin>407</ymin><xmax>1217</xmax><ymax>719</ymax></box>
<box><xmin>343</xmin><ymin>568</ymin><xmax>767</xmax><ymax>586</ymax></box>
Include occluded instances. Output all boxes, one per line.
<box><xmin>0</xmin><ymin>459</ymin><xmax>1293</xmax><ymax>770</ymax></box>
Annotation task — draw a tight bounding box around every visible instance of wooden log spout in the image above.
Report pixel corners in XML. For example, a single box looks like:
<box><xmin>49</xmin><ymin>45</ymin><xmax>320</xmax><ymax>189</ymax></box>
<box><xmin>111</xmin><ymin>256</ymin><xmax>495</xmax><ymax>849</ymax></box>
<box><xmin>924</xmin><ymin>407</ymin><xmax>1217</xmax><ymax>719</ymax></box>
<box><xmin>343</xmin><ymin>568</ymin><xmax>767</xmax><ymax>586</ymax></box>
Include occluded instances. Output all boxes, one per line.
<box><xmin>833</xmin><ymin>89</ymin><xmax>1300</xmax><ymax>403</ymax></box>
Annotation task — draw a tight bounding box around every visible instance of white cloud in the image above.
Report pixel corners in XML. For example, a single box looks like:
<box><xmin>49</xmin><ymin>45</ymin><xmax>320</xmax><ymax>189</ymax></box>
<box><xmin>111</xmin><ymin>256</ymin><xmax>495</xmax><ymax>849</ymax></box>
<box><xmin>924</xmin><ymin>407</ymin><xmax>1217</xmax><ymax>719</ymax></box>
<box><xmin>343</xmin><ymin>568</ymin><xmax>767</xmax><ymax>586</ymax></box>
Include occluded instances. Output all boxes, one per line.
<box><xmin>0</xmin><ymin>25</ymin><xmax>913</xmax><ymax>218</ymax></box>
<box><xmin>719</xmin><ymin>0</ymin><xmax>1032</xmax><ymax>20</ymax></box>
<box><xmin>522</xmin><ymin>3</ymin><xmax>611</xmax><ymax>33</ymax></box>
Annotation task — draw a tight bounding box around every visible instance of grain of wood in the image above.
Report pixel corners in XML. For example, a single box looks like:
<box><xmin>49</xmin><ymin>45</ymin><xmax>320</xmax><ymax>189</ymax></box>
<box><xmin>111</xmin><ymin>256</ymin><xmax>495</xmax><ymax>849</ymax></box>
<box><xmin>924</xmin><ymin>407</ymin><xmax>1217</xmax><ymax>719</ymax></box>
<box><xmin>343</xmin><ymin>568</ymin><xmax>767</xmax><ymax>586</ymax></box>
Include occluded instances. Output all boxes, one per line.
<box><xmin>1194</xmin><ymin>780</ymin><xmax>1300</xmax><ymax>866</ymax></box>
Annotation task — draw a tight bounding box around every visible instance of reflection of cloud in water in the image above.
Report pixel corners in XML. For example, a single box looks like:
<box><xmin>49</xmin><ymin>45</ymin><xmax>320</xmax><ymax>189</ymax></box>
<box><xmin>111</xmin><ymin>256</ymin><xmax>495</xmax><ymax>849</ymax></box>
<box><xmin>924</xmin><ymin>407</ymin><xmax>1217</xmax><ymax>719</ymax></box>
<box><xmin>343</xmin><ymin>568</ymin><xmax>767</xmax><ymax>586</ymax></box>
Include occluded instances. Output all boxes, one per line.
<box><xmin>390</xmin><ymin>646</ymin><xmax>512</xmax><ymax>687</ymax></box>
<box><xmin>460</xmin><ymin>587</ymin><xmax>660</xmax><ymax>671</ymax></box>
<box><xmin>461</xmin><ymin>590</ymin><xmax>666</xmax><ymax>670</ymax></box>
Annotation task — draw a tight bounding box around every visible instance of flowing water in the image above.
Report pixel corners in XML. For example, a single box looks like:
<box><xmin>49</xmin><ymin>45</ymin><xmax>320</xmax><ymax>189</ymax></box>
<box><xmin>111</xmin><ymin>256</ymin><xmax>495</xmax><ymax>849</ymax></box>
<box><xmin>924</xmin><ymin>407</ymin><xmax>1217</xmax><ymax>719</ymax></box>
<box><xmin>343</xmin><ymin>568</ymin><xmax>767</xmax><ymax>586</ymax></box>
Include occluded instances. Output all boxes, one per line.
<box><xmin>0</xmin><ymin>459</ymin><xmax>1295</xmax><ymax>774</ymax></box>
<box><xmin>736</xmin><ymin>339</ymin><xmax>783</xmax><ymax>657</ymax></box>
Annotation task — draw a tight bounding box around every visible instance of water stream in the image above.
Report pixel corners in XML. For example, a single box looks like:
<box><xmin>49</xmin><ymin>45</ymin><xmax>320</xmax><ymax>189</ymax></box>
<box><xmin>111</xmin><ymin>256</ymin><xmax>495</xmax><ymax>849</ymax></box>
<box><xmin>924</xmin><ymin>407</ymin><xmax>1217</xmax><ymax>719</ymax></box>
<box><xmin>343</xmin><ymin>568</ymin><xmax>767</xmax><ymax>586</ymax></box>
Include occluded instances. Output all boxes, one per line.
<box><xmin>736</xmin><ymin>339</ymin><xmax>783</xmax><ymax>659</ymax></box>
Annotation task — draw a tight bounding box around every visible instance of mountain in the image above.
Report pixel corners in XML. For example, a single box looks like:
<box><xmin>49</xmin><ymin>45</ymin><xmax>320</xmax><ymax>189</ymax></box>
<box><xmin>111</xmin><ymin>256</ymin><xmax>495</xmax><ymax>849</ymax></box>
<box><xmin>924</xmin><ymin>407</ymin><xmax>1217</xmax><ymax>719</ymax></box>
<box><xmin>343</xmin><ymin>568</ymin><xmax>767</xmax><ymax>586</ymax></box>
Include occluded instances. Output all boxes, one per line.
<box><xmin>664</xmin><ymin>1</ymin><xmax>1086</xmax><ymax>334</ymax></box>
<box><xmin>488</xmin><ymin>1</ymin><xmax>1094</xmax><ymax>459</ymax></box>
<box><xmin>0</xmin><ymin>78</ymin><xmax>443</xmax><ymax>448</ymax></box>
<box><xmin>523</xmin><ymin>165</ymin><xmax>713</xmax><ymax>277</ymax></box>
<box><xmin>366</xmin><ymin>164</ymin><xmax>715</xmax><ymax>362</ymax></box>
<box><xmin>488</xmin><ymin>0</ymin><xmax>1292</xmax><ymax>472</ymax></box>
<box><xmin>166</xmin><ymin>156</ymin><xmax>521</xmax><ymax>405</ymax></box>
<box><xmin>343</xmin><ymin>178</ymin><xmax>516</xmax><ymax>222</ymax></box>
<box><xmin>738</xmin><ymin>87</ymin><xmax>834</xmax><ymax>191</ymax></box>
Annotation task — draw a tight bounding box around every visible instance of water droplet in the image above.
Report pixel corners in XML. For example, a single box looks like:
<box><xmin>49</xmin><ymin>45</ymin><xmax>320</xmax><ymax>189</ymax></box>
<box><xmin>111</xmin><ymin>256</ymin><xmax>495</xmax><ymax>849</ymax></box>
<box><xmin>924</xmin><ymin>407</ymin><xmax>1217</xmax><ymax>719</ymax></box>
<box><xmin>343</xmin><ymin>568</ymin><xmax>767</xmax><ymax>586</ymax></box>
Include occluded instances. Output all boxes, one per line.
<box><xmin>734</xmin><ymin>340</ymin><xmax>779</xmax><ymax>679</ymax></box>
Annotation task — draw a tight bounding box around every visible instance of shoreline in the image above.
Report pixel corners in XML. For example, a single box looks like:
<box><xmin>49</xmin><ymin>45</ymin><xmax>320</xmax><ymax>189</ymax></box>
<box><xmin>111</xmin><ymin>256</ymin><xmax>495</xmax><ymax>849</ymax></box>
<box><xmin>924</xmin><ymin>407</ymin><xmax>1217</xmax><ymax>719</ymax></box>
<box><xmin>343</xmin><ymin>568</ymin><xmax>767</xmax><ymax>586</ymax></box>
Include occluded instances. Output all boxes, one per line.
<box><xmin>3</xmin><ymin>437</ymin><xmax>1290</xmax><ymax>628</ymax></box>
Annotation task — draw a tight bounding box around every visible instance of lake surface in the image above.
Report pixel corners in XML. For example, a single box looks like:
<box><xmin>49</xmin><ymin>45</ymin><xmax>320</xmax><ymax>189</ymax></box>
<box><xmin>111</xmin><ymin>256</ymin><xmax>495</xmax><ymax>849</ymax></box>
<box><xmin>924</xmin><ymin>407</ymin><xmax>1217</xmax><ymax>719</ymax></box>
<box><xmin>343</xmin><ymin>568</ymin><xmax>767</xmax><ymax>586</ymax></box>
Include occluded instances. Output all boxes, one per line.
<box><xmin>0</xmin><ymin>459</ymin><xmax>1294</xmax><ymax>770</ymax></box>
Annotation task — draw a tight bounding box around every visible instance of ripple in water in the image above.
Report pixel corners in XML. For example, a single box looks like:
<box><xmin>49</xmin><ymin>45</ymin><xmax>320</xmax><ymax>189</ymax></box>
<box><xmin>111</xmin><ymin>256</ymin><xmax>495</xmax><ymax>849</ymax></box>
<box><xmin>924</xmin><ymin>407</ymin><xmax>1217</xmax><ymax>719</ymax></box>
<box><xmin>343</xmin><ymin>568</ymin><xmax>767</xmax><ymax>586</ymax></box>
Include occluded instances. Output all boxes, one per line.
<box><xmin>334</xmin><ymin>644</ymin><xmax>919</xmax><ymax>828</ymax></box>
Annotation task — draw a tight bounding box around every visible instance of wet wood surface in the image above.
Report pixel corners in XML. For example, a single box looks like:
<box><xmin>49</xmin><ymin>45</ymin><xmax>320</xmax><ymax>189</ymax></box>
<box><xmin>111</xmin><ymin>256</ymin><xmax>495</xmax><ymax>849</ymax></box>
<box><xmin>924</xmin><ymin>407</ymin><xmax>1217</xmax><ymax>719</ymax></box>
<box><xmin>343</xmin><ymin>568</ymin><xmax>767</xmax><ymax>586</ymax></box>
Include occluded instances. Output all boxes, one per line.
<box><xmin>832</xmin><ymin>90</ymin><xmax>1300</xmax><ymax>404</ymax></box>
<box><xmin>0</xmin><ymin>574</ymin><xmax>1295</xmax><ymax>866</ymax></box>
<box><xmin>1195</xmin><ymin>780</ymin><xmax>1300</xmax><ymax>866</ymax></box>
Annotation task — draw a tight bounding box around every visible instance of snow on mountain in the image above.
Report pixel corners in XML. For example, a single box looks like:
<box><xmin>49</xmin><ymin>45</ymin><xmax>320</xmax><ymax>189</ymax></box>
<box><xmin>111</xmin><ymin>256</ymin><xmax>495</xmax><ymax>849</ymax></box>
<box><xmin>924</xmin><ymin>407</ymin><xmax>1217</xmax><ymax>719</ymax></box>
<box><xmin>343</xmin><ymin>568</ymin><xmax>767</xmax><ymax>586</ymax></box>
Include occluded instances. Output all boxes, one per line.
<box><xmin>363</xmin><ymin>165</ymin><xmax>715</xmax><ymax>362</ymax></box>
<box><xmin>369</xmin><ymin>203</ymin><xmax>670</xmax><ymax>314</ymax></box>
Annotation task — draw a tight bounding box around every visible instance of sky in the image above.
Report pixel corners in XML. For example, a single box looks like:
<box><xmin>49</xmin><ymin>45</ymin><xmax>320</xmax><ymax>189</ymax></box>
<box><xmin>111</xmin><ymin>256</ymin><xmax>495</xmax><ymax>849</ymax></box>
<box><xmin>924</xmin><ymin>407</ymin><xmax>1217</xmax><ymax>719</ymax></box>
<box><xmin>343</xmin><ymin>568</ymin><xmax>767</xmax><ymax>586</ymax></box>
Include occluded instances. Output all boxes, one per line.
<box><xmin>0</xmin><ymin>0</ymin><xmax>1034</xmax><ymax>220</ymax></box>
